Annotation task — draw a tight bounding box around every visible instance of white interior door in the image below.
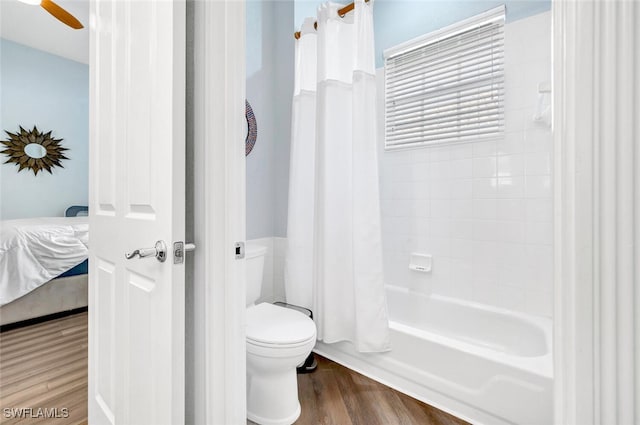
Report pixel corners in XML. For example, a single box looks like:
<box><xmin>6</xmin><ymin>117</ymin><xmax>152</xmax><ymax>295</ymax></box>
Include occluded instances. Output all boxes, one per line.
<box><xmin>88</xmin><ymin>1</ymin><xmax>185</xmax><ymax>424</ymax></box>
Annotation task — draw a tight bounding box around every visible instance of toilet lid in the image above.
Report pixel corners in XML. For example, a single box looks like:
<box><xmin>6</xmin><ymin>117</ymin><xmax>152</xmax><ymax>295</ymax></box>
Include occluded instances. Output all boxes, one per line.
<box><xmin>246</xmin><ymin>303</ymin><xmax>316</xmax><ymax>346</ymax></box>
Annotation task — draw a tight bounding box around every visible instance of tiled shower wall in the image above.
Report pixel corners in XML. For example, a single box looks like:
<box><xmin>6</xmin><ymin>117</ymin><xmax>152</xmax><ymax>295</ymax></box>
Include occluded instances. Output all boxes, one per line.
<box><xmin>377</xmin><ymin>12</ymin><xmax>553</xmax><ymax>318</ymax></box>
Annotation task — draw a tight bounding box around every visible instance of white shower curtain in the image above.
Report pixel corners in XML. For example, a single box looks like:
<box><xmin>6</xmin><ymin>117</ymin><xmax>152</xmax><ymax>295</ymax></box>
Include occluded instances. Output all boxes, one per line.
<box><xmin>285</xmin><ymin>0</ymin><xmax>390</xmax><ymax>353</ymax></box>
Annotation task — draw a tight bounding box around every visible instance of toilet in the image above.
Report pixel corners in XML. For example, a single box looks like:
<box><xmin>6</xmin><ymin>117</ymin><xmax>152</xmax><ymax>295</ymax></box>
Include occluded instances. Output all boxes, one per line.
<box><xmin>245</xmin><ymin>244</ymin><xmax>317</xmax><ymax>425</ymax></box>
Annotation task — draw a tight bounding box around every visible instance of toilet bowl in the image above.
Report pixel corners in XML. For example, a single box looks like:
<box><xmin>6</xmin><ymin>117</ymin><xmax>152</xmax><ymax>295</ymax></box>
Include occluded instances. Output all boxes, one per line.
<box><xmin>246</xmin><ymin>303</ymin><xmax>316</xmax><ymax>425</ymax></box>
<box><xmin>245</xmin><ymin>245</ymin><xmax>316</xmax><ymax>425</ymax></box>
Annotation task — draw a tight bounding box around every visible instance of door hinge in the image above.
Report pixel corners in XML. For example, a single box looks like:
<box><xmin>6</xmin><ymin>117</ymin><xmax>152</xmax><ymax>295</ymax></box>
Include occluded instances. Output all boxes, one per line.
<box><xmin>173</xmin><ymin>241</ymin><xmax>196</xmax><ymax>264</ymax></box>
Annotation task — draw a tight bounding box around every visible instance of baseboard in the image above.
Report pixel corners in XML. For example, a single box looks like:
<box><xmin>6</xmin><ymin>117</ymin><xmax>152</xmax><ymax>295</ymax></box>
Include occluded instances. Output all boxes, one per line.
<box><xmin>0</xmin><ymin>307</ymin><xmax>88</xmax><ymax>333</ymax></box>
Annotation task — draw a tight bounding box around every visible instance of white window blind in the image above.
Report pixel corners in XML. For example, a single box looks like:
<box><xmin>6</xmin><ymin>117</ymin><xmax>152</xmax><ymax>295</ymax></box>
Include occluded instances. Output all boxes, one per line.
<box><xmin>384</xmin><ymin>6</ymin><xmax>505</xmax><ymax>150</ymax></box>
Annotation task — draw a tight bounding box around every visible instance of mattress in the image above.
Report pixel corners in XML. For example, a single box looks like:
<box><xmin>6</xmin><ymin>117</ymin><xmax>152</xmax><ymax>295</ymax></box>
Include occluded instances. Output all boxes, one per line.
<box><xmin>0</xmin><ymin>217</ymin><xmax>89</xmax><ymax>306</ymax></box>
<box><xmin>58</xmin><ymin>259</ymin><xmax>89</xmax><ymax>278</ymax></box>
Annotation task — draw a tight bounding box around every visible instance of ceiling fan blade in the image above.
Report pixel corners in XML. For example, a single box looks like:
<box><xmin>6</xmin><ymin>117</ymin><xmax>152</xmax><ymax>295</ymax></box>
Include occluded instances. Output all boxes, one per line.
<box><xmin>40</xmin><ymin>0</ymin><xmax>84</xmax><ymax>29</ymax></box>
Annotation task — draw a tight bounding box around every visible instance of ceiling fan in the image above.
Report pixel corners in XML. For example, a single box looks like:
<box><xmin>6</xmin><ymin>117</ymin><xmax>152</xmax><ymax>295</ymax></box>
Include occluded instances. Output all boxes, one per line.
<box><xmin>18</xmin><ymin>0</ymin><xmax>84</xmax><ymax>30</ymax></box>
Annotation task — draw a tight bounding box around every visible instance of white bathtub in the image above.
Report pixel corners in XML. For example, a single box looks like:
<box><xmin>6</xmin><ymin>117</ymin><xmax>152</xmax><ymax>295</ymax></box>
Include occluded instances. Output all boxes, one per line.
<box><xmin>313</xmin><ymin>285</ymin><xmax>553</xmax><ymax>425</ymax></box>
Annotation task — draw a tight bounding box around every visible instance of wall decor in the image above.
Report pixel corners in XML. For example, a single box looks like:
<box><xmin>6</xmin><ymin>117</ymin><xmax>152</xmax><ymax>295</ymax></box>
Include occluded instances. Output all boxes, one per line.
<box><xmin>245</xmin><ymin>99</ymin><xmax>257</xmax><ymax>156</ymax></box>
<box><xmin>1</xmin><ymin>126</ymin><xmax>69</xmax><ymax>175</ymax></box>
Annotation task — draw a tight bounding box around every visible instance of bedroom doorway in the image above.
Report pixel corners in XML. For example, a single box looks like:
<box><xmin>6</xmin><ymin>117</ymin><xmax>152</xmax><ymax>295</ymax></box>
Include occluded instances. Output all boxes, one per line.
<box><xmin>1</xmin><ymin>1</ymin><xmax>247</xmax><ymax>424</ymax></box>
<box><xmin>0</xmin><ymin>0</ymin><xmax>91</xmax><ymax>422</ymax></box>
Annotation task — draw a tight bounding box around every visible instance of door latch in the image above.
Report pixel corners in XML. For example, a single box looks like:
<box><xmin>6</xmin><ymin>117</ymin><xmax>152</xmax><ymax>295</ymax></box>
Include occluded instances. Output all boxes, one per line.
<box><xmin>173</xmin><ymin>241</ymin><xmax>196</xmax><ymax>264</ymax></box>
<box><xmin>235</xmin><ymin>242</ymin><xmax>245</xmax><ymax>259</ymax></box>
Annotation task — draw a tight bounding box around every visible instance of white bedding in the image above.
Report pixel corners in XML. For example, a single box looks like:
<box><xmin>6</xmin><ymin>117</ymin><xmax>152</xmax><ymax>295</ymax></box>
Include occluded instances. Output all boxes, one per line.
<box><xmin>0</xmin><ymin>217</ymin><xmax>89</xmax><ymax>306</ymax></box>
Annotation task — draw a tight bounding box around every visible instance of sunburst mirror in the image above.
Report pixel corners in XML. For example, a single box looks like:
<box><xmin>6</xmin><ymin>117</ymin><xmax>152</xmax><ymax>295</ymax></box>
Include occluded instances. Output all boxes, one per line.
<box><xmin>245</xmin><ymin>99</ymin><xmax>257</xmax><ymax>156</ymax></box>
<box><xmin>1</xmin><ymin>126</ymin><xmax>69</xmax><ymax>176</ymax></box>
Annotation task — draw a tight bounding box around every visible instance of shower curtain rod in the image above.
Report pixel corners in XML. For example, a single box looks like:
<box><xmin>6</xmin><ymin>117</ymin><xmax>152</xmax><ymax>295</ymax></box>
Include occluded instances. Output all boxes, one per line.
<box><xmin>293</xmin><ymin>0</ymin><xmax>370</xmax><ymax>39</ymax></box>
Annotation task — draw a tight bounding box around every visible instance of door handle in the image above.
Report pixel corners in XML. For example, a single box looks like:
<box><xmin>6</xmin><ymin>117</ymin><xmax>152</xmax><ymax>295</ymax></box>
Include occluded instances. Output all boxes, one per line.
<box><xmin>125</xmin><ymin>240</ymin><xmax>167</xmax><ymax>262</ymax></box>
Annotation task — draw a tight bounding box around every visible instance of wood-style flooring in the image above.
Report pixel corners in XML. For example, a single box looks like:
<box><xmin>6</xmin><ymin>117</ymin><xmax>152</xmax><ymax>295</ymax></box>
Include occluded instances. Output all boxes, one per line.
<box><xmin>1</xmin><ymin>313</ymin><xmax>467</xmax><ymax>425</ymax></box>
<box><xmin>0</xmin><ymin>312</ymin><xmax>88</xmax><ymax>425</ymax></box>
<box><xmin>290</xmin><ymin>355</ymin><xmax>468</xmax><ymax>425</ymax></box>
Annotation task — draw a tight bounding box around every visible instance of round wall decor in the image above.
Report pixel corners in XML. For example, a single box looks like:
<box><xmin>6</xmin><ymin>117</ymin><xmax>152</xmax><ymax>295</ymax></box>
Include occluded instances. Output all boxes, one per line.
<box><xmin>1</xmin><ymin>126</ymin><xmax>69</xmax><ymax>176</ymax></box>
<box><xmin>245</xmin><ymin>99</ymin><xmax>257</xmax><ymax>156</ymax></box>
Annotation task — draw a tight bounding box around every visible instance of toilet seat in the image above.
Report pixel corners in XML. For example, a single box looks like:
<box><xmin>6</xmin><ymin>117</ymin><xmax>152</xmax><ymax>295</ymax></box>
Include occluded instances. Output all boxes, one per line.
<box><xmin>247</xmin><ymin>303</ymin><xmax>316</xmax><ymax>349</ymax></box>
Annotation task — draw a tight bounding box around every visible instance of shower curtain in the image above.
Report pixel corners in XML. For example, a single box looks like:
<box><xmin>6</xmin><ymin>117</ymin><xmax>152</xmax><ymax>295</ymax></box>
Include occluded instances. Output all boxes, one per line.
<box><xmin>285</xmin><ymin>0</ymin><xmax>390</xmax><ymax>353</ymax></box>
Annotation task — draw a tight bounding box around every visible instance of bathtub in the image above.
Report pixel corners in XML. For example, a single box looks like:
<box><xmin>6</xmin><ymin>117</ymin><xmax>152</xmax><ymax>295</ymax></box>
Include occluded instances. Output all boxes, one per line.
<box><xmin>313</xmin><ymin>285</ymin><xmax>553</xmax><ymax>425</ymax></box>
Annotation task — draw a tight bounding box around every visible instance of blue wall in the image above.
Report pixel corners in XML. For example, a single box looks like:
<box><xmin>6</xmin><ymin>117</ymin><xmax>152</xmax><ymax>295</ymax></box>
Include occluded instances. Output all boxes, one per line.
<box><xmin>0</xmin><ymin>39</ymin><xmax>88</xmax><ymax>219</ymax></box>
<box><xmin>294</xmin><ymin>0</ymin><xmax>551</xmax><ymax>67</ymax></box>
<box><xmin>246</xmin><ymin>1</ymin><xmax>295</xmax><ymax>239</ymax></box>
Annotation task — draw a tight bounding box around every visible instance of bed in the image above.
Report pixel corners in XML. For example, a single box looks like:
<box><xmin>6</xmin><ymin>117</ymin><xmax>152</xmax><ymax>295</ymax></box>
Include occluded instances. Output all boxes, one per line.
<box><xmin>0</xmin><ymin>207</ymin><xmax>89</xmax><ymax>328</ymax></box>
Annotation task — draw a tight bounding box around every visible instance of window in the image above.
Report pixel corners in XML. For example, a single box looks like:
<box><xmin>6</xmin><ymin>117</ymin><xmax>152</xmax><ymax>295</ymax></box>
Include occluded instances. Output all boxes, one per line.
<box><xmin>384</xmin><ymin>6</ymin><xmax>505</xmax><ymax>150</ymax></box>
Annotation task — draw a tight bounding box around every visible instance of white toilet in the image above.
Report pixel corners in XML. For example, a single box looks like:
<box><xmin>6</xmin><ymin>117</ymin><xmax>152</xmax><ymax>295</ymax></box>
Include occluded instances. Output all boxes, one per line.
<box><xmin>245</xmin><ymin>244</ymin><xmax>317</xmax><ymax>425</ymax></box>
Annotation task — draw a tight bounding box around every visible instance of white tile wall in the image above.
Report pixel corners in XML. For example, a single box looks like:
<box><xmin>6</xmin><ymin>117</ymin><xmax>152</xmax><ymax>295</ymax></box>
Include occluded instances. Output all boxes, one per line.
<box><xmin>377</xmin><ymin>12</ymin><xmax>553</xmax><ymax>318</ymax></box>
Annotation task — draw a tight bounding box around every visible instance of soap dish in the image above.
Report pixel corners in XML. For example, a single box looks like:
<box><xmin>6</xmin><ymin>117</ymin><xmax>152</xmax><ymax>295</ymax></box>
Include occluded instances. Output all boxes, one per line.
<box><xmin>409</xmin><ymin>253</ymin><xmax>432</xmax><ymax>273</ymax></box>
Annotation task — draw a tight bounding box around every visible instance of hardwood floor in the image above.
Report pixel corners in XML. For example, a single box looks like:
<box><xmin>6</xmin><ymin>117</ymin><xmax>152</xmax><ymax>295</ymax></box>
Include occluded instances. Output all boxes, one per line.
<box><xmin>291</xmin><ymin>355</ymin><xmax>468</xmax><ymax>425</ymax></box>
<box><xmin>1</xmin><ymin>313</ymin><xmax>467</xmax><ymax>425</ymax></box>
<box><xmin>0</xmin><ymin>312</ymin><xmax>88</xmax><ymax>425</ymax></box>
<box><xmin>248</xmin><ymin>355</ymin><xmax>468</xmax><ymax>425</ymax></box>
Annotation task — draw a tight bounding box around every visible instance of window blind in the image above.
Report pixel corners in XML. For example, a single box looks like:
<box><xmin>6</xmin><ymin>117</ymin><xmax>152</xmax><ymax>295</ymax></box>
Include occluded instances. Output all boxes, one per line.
<box><xmin>384</xmin><ymin>7</ymin><xmax>505</xmax><ymax>150</ymax></box>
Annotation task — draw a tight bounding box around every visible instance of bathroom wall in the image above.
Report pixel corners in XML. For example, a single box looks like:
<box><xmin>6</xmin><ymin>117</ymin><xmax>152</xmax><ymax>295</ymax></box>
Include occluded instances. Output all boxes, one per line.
<box><xmin>372</xmin><ymin>0</ymin><xmax>550</xmax><ymax>67</ymax></box>
<box><xmin>245</xmin><ymin>0</ymin><xmax>294</xmax><ymax>303</ymax></box>
<box><xmin>377</xmin><ymin>12</ymin><xmax>553</xmax><ymax>317</ymax></box>
<box><xmin>246</xmin><ymin>0</ymin><xmax>294</xmax><ymax>240</ymax></box>
<box><xmin>0</xmin><ymin>39</ymin><xmax>89</xmax><ymax>219</ymax></box>
<box><xmin>294</xmin><ymin>0</ymin><xmax>551</xmax><ymax>66</ymax></box>
<box><xmin>263</xmin><ymin>3</ymin><xmax>553</xmax><ymax>318</ymax></box>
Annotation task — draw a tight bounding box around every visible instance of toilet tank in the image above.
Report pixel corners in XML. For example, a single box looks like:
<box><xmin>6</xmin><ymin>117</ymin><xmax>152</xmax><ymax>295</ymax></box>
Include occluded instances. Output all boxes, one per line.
<box><xmin>245</xmin><ymin>244</ymin><xmax>268</xmax><ymax>306</ymax></box>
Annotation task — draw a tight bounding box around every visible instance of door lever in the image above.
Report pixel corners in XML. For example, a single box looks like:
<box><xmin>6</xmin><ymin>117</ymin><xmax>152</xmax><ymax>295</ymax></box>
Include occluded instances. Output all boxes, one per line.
<box><xmin>125</xmin><ymin>240</ymin><xmax>167</xmax><ymax>262</ymax></box>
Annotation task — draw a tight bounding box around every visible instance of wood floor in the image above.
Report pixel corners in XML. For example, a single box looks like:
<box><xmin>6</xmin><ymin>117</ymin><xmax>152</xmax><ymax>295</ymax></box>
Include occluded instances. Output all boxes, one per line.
<box><xmin>1</xmin><ymin>313</ymin><xmax>467</xmax><ymax>425</ymax></box>
<box><xmin>0</xmin><ymin>312</ymin><xmax>88</xmax><ymax>425</ymax></box>
<box><xmin>290</xmin><ymin>355</ymin><xmax>468</xmax><ymax>425</ymax></box>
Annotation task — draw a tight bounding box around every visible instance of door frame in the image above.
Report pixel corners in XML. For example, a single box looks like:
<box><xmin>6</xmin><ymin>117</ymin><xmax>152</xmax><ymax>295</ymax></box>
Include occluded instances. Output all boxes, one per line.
<box><xmin>552</xmin><ymin>1</ymin><xmax>595</xmax><ymax>422</ymax></box>
<box><xmin>552</xmin><ymin>1</ymin><xmax>639</xmax><ymax>424</ymax></box>
<box><xmin>192</xmin><ymin>0</ymin><xmax>247</xmax><ymax>423</ymax></box>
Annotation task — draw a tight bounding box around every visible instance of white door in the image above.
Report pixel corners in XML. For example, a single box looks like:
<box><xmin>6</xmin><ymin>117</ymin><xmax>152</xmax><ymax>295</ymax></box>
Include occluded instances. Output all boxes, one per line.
<box><xmin>88</xmin><ymin>0</ymin><xmax>185</xmax><ymax>424</ymax></box>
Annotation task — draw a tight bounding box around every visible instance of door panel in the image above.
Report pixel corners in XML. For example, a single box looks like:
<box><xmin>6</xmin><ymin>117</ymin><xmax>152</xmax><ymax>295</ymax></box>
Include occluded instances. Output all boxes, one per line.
<box><xmin>94</xmin><ymin>260</ymin><xmax>115</xmax><ymax>424</ymax></box>
<box><xmin>89</xmin><ymin>0</ymin><xmax>186</xmax><ymax>424</ymax></box>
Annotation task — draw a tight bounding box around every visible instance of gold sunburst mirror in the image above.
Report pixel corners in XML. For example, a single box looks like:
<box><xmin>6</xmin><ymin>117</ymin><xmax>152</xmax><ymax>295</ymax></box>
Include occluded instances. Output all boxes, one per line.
<box><xmin>1</xmin><ymin>126</ymin><xmax>69</xmax><ymax>176</ymax></box>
